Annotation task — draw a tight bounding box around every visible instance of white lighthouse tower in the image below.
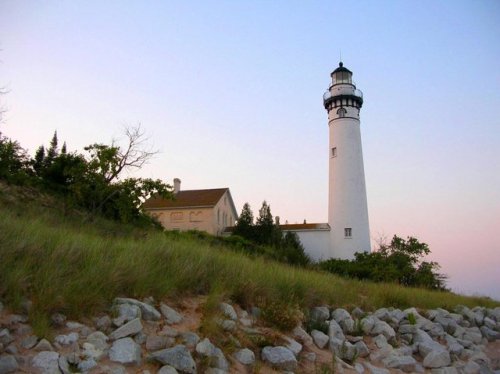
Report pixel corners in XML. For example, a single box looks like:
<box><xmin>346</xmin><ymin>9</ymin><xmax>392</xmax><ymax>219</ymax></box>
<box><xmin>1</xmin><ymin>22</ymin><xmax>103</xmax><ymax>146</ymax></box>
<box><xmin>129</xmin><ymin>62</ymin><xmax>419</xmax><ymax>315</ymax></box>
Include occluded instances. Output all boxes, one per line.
<box><xmin>323</xmin><ymin>62</ymin><xmax>370</xmax><ymax>259</ymax></box>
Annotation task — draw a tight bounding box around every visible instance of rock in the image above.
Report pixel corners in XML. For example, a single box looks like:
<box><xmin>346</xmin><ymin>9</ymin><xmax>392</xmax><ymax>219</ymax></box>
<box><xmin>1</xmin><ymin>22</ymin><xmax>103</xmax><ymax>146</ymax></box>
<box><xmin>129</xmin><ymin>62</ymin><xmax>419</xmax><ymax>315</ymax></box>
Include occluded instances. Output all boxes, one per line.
<box><xmin>382</xmin><ymin>354</ymin><xmax>417</xmax><ymax>372</ymax></box>
<box><xmin>58</xmin><ymin>355</ymin><xmax>70</xmax><ymax>374</ymax></box>
<box><xmin>461</xmin><ymin>360</ymin><xmax>480</xmax><ymax>374</ymax></box>
<box><xmin>161</xmin><ymin>326</ymin><xmax>179</xmax><ymax>337</ymax></box>
<box><xmin>82</xmin><ymin>342</ymin><xmax>105</xmax><ymax>360</ymax></box>
<box><xmin>464</xmin><ymin>327</ymin><xmax>483</xmax><ymax>344</ymax></box>
<box><xmin>261</xmin><ymin>346</ymin><xmax>297</xmax><ymax>371</ymax></box>
<box><xmin>419</xmin><ymin>339</ymin><xmax>447</xmax><ymax>358</ymax></box>
<box><xmin>354</xmin><ymin>340</ymin><xmax>370</xmax><ymax>358</ymax></box>
<box><xmin>430</xmin><ymin>367</ymin><xmax>458</xmax><ymax>374</ymax></box>
<box><xmin>150</xmin><ymin>345</ymin><xmax>196</xmax><ymax>374</ymax></box>
<box><xmin>160</xmin><ymin>304</ymin><xmax>183</xmax><ymax>324</ymax></box>
<box><xmin>51</xmin><ymin>313</ymin><xmax>67</xmax><ymax>327</ymax></box>
<box><xmin>78</xmin><ymin>358</ymin><xmax>98</xmax><ymax>372</ymax></box>
<box><xmin>34</xmin><ymin>339</ymin><xmax>54</xmax><ymax>351</ymax></box>
<box><xmin>364</xmin><ymin>362</ymin><xmax>390</xmax><ymax>374</ymax></box>
<box><xmin>95</xmin><ymin>315</ymin><xmax>112</xmax><ymax>331</ymax></box>
<box><xmin>146</xmin><ymin>335</ymin><xmax>169</xmax><ymax>351</ymax></box>
<box><xmin>109</xmin><ymin>337</ymin><xmax>142</xmax><ymax>366</ymax></box>
<box><xmin>423</xmin><ymin>350</ymin><xmax>451</xmax><ymax>368</ymax></box>
<box><xmin>361</xmin><ymin>316</ymin><xmax>376</xmax><ymax>335</ymax></box>
<box><xmin>283</xmin><ymin>336</ymin><xmax>302</xmax><ymax>356</ymax></box>
<box><xmin>181</xmin><ymin>332</ymin><xmax>200</xmax><ymax>349</ymax></box>
<box><xmin>480</xmin><ymin>326</ymin><xmax>500</xmax><ymax>341</ymax></box>
<box><xmin>331</xmin><ymin>340</ymin><xmax>357</xmax><ymax>362</ymax></box>
<box><xmin>219</xmin><ymin>319</ymin><xmax>236</xmax><ymax>332</ymax></box>
<box><xmin>32</xmin><ymin>351</ymin><xmax>61</xmax><ymax>373</ymax></box>
<box><xmin>328</xmin><ymin>319</ymin><xmax>345</xmax><ymax>341</ymax></box>
<box><xmin>114</xmin><ymin>298</ymin><xmax>161</xmax><ymax>321</ymax></box>
<box><xmin>352</xmin><ymin>307</ymin><xmax>365</xmax><ymax>319</ymax></box>
<box><xmin>4</xmin><ymin>346</ymin><xmax>15</xmax><ymax>355</ymax></box>
<box><xmin>220</xmin><ymin>303</ymin><xmax>237</xmax><ymax>320</ymax></box>
<box><xmin>374</xmin><ymin>334</ymin><xmax>388</xmax><ymax>349</ymax></box>
<box><xmin>109</xmin><ymin>318</ymin><xmax>143</xmax><ymax>340</ymax></box>
<box><xmin>234</xmin><ymin>348</ymin><xmax>255</xmax><ymax>365</ymax></box>
<box><xmin>0</xmin><ymin>330</ymin><xmax>13</xmax><ymax>346</ymax></box>
<box><xmin>372</xmin><ymin>320</ymin><xmax>396</xmax><ymax>340</ymax></box>
<box><xmin>158</xmin><ymin>366</ymin><xmax>179</xmax><ymax>374</ymax></box>
<box><xmin>0</xmin><ymin>354</ymin><xmax>18</xmax><ymax>374</ymax></box>
<box><xmin>332</xmin><ymin>308</ymin><xmax>351</xmax><ymax>323</ymax></box>
<box><xmin>66</xmin><ymin>321</ymin><xmax>84</xmax><ymax>330</ymax></box>
<box><xmin>204</xmin><ymin>369</ymin><xmax>226</xmax><ymax>374</ymax></box>
<box><xmin>195</xmin><ymin>338</ymin><xmax>228</xmax><ymax>371</ymax></box>
<box><xmin>310</xmin><ymin>306</ymin><xmax>330</xmax><ymax>322</ymax></box>
<box><xmin>399</xmin><ymin>324</ymin><xmax>417</xmax><ymax>335</ymax></box>
<box><xmin>113</xmin><ymin>304</ymin><xmax>142</xmax><ymax>326</ymax></box>
<box><xmin>292</xmin><ymin>326</ymin><xmax>313</xmax><ymax>345</ymax></box>
<box><xmin>304</xmin><ymin>351</ymin><xmax>316</xmax><ymax>362</ymax></box>
<box><xmin>311</xmin><ymin>330</ymin><xmax>329</xmax><ymax>349</ymax></box>
<box><xmin>54</xmin><ymin>332</ymin><xmax>79</xmax><ymax>345</ymax></box>
<box><xmin>134</xmin><ymin>331</ymin><xmax>148</xmax><ymax>345</ymax></box>
<box><xmin>86</xmin><ymin>331</ymin><xmax>109</xmax><ymax>351</ymax></box>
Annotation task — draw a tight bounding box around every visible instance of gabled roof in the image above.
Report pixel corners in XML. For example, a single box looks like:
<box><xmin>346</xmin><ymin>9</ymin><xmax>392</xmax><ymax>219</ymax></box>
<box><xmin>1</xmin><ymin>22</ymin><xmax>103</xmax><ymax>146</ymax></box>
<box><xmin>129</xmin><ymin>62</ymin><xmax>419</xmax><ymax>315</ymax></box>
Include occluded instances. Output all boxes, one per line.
<box><xmin>144</xmin><ymin>188</ymin><xmax>229</xmax><ymax>209</ymax></box>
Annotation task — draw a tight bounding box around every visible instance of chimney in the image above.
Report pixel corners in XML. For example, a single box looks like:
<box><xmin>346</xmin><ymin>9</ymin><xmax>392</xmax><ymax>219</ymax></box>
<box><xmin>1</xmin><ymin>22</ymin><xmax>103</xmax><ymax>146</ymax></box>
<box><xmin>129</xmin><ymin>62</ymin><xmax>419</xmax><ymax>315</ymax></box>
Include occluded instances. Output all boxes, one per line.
<box><xmin>275</xmin><ymin>216</ymin><xmax>280</xmax><ymax>226</ymax></box>
<box><xmin>173</xmin><ymin>178</ymin><xmax>181</xmax><ymax>194</ymax></box>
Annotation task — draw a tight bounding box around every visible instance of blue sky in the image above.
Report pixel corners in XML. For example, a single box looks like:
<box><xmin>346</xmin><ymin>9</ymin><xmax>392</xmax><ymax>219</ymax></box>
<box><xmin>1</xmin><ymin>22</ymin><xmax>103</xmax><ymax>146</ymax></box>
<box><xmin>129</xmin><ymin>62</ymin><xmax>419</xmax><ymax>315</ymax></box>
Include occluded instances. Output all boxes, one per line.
<box><xmin>1</xmin><ymin>0</ymin><xmax>499</xmax><ymax>299</ymax></box>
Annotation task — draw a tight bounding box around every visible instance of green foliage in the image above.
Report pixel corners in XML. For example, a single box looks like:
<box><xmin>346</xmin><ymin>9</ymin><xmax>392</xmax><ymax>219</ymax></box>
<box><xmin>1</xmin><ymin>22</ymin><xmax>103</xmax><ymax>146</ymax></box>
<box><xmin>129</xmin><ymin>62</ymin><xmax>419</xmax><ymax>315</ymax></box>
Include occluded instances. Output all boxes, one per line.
<box><xmin>407</xmin><ymin>312</ymin><xmax>417</xmax><ymax>325</ymax></box>
<box><xmin>319</xmin><ymin>235</ymin><xmax>447</xmax><ymax>291</ymax></box>
<box><xmin>232</xmin><ymin>202</ymin><xmax>311</xmax><ymax>267</ymax></box>
<box><xmin>0</xmin><ymin>132</ymin><xmax>31</xmax><ymax>184</ymax></box>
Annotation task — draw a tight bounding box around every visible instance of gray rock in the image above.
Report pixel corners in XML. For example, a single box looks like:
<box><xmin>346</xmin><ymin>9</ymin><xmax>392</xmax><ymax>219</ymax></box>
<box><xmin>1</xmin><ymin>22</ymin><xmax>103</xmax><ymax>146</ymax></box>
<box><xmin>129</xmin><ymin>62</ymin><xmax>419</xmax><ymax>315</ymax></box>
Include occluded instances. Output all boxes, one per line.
<box><xmin>261</xmin><ymin>346</ymin><xmax>297</xmax><ymax>371</ymax></box>
<box><xmin>399</xmin><ymin>324</ymin><xmax>417</xmax><ymax>335</ymax></box>
<box><xmin>134</xmin><ymin>331</ymin><xmax>148</xmax><ymax>345</ymax></box>
<box><xmin>361</xmin><ymin>316</ymin><xmax>376</xmax><ymax>335</ymax></box>
<box><xmin>311</xmin><ymin>306</ymin><xmax>330</xmax><ymax>322</ymax></box>
<box><xmin>160</xmin><ymin>304</ymin><xmax>183</xmax><ymax>324</ymax></box>
<box><xmin>464</xmin><ymin>327</ymin><xmax>483</xmax><ymax>344</ymax></box>
<box><xmin>431</xmin><ymin>367</ymin><xmax>458</xmax><ymax>374</ymax></box>
<box><xmin>150</xmin><ymin>345</ymin><xmax>196</xmax><ymax>374</ymax></box>
<box><xmin>109</xmin><ymin>318</ymin><xmax>143</xmax><ymax>340</ymax></box>
<box><xmin>423</xmin><ymin>350</ymin><xmax>451</xmax><ymax>368</ymax></box>
<box><xmin>113</xmin><ymin>304</ymin><xmax>141</xmax><ymax>326</ymax></box>
<box><xmin>219</xmin><ymin>319</ymin><xmax>236</xmax><ymax>332</ymax></box>
<box><xmin>4</xmin><ymin>346</ymin><xmax>16</xmax><ymax>355</ymax></box>
<box><xmin>58</xmin><ymin>355</ymin><xmax>70</xmax><ymax>374</ymax></box>
<box><xmin>181</xmin><ymin>332</ymin><xmax>200</xmax><ymax>349</ymax></box>
<box><xmin>65</xmin><ymin>321</ymin><xmax>84</xmax><ymax>330</ymax></box>
<box><xmin>82</xmin><ymin>342</ymin><xmax>106</xmax><ymax>360</ymax></box>
<box><xmin>158</xmin><ymin>366</ymin><xmax>179</xmax><ymax>374</ymax></box>
<box><xmin>0</xmin><ymin>354</ymin><xmax>18</xmax><ymax>374</ymax></box>
<box><xmin>161</xmin><ymin>326</ymin><xmax>179</xmax><ymax>337</ymax></box>
<box><xmin>354</xmin><ymin>340</ymin><xmax>370</xmax><ymax>358</ymax></box>
<box><xmin>332</xmin><ymin>308</ymin><xmax>351</xmax><ymax>323</ymax></box>
<box><xmin>146</xmin><ymin>335</ymin><xmax>169</xmax><ymax>351</ymax></box>
<box><xmin>461</xmin><ymin>360</ymin><xmax>481</xmax><ymax>374</ymax></box>
<box><xmin>204</xmin><ymin>369</ymin><xmax>226</xmax><ymax>374</ymax></box>
<box><xmin>372</xmin><ymin>320</ymin><xmax>396</xmax><ymax>340</ymax></box>
<box><xmin>419</xmin><ymin>340</ymin><xmax>447</xmax><ymax>358</ymax></box>
<box><xmin>95</xmin><ymin>315</ymin><xmax>112</xmax><ymax>331</ymax></box>
<box><xmin>54</xmin><ymin>332</ymin><xmax>79</xmax><ymax>345</ymax></box>
<box><xmin>341</xmin><ymin>318</ymin><xmax>355</xmax><ymax>334</ymax></box>
<box><xmin>0</xmin><ymin>330</ymin><xmax>13</xmax><ymax>346</ymax></box>
<box><xmin>78</xmin><ymin>358</ymin><xmax>98</xmax><ymax>372</ymax></box>
<box><xmin>304</xmin><ymin>351</ymin><xmax>316</xmax><ymax>362</ymax></box>
<box><xmin>109</xmin><ymin>337</ymin><xmax>141</xmax><ymax>366</ymax></box>
<box><xmin>234</xmin><ymin>348</ymin><xmax>255</xmax><ymax>365</ymax></box>
<box><xmin>14</xmin><ymin>323</ymin><xmax>33</xmax><ymax>336</ymax></box>
<box><xmin>34</xmin><ymin>339</ymin><xmax>54</xmax><ymax>352</ymax></box>
<box><xmin>382</xmin><ymin>355</ymin><xmax>417</xmax><ymax>372</ymax></box>
<box><xmin>283</xmin><ymin>336</ymin><xmax>302</xmax><ymax>357</ymax></box>
<box><xmin>195</xmin><ymin>338</ymin><xmax>228</xmax><ymax>371</ymax></box>
<box><xmin>480</xmin><ymin>326</ymin><xmax>500</xmax><ymax>341</ymax></box>
<box><xmin>352</xmin><ymin>307</ymin><xmax>365</xmax><ymax>319</ymax></box>
<box><xmin>374</xmin><ymin>334</ymin><xmax>388</xmax><ymax>349</ymax></box>
<box><xmin>292</xmin><ymin>326</ymin><xmax>313</xmax><ymax>345</ymax></box>
<box><xmin>364</xmin><ymin>362</ymin><xmax>390</xmax><ymax>374</ymax></box>
<box><xmin>114</xmin><ymin>298</ymin><xmax>161</xmax><ymax>321</ymax></box>
<box><xmin>328</xmin><ymin>319</ymin><xmax>345</xmax><ymax>341</ymax></box>
<box><xmin>220</xmin><ymin>303</ymin><xmax>237</xmax><ymax>320</ymax></box>
<box><xmin>311</xmin><ymin>330</ymin><xmax>329</xmax><ymax>349</ymax></box>
<box><xmin>33</xmin><ymin>351</ymin><xmax>61</xmax><ymax>374</ymax></box>
<box><xmin>86</xmin><ymin>331</ymin><xmax>109</xmax><ymax>351</ymax></box>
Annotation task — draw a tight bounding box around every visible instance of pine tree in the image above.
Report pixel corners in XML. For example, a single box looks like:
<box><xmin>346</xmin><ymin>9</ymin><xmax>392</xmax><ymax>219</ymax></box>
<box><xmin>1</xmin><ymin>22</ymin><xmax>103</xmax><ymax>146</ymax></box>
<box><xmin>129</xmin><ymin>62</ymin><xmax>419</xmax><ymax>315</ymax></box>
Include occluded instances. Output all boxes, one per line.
<box><xmin>234</xmin><ymin>202</ymin><xmax>254</xmax><ymax>240</ymax></box>
<box><xmin>61</xmin><ymin>142</ymin><xmax>67</xmax><ymax>154</ymax></box>
<box><xmin>33</xmin><ymin>145</ymin><xmax>45</xmax><ymax>175</ymax></box>
<box><xmin>45</xmin><ymin>131</ymin><xmax>59</xmax><ymax>165</ymax></box>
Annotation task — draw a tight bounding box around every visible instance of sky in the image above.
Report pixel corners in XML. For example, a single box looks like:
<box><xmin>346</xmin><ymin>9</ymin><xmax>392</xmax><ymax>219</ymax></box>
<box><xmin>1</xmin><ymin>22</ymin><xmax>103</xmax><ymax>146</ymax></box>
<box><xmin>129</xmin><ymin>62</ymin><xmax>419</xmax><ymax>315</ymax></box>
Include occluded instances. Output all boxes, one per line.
<box><xmin>1</xmin><ymin>0</ymin><xmax>499</xmax><ymax>300</ymax></box>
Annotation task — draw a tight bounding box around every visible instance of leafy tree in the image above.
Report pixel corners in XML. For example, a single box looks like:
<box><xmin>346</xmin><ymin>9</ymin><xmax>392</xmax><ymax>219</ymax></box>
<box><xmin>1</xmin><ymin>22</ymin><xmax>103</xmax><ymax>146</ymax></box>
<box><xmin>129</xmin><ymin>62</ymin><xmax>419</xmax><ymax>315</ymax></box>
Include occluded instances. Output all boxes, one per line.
<box><xmin>0</xmin><ymin>132</ymin><xmax>31</xmax><ymax>184</ymax></box>
<box><xmin>319</xmin><ymin>235</ymin><xmax>447</xmax><ymax>290</ymax></box>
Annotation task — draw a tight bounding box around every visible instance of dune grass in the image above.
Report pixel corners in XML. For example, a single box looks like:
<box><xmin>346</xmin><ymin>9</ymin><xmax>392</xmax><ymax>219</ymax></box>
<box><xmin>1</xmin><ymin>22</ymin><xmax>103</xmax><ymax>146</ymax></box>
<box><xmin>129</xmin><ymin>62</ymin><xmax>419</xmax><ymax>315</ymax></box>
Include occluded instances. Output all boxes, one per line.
<box><xmin>0</xmin><ymin>185</ymin><xmax>498</xmax><ymax>336</ymax></box>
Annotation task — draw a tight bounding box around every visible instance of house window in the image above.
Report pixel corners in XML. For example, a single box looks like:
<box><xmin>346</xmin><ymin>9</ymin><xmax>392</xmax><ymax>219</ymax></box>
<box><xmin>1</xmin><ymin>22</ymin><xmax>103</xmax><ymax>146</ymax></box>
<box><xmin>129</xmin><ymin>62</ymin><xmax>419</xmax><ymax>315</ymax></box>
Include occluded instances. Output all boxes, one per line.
<box><xmin>171</xmin><ymin>212</ymin><xmax>183</xmax><ymax>222</ymax></box>
<box><xmin>331</xmin><ymin>147</ymin><xmax>337</xmax><ymax>157</ymax></box>
<box><xmin>337</xmin><ymin>108</ymin><xmax>346</xmax><ymax>118</ymax></box>
<box><xmin>344</xmin><ymin>228</ymin><xmax>352</xmax><ymax>238</ymax></box>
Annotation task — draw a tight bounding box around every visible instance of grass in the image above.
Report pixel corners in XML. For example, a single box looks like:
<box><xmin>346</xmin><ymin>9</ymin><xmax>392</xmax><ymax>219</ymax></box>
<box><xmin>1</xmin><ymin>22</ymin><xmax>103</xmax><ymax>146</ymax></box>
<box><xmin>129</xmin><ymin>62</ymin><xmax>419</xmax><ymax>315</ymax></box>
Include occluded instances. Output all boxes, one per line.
<box><xmin>0</xmin><ymin>183</ymin><xmax>498</xmax><ymax>336</ymax></box>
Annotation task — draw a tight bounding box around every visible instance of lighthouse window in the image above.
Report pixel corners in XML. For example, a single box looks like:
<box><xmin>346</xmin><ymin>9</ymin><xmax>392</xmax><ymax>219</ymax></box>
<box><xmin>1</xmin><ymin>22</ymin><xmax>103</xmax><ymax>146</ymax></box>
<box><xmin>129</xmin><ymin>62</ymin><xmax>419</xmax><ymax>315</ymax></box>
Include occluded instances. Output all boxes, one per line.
<box><xmin>331</xmin><ymin>147</ymin><xmax>337</xmax><ymax>157</ymax></box>
<box><xmin>337</xmin><ymin>108</ymin><xmax>346</xmax><ymax>117</ymax></box>
<box><xmin>344</xmin><ymin>228</ymin><xmax>352</xmax><ymax>238</ymax></box>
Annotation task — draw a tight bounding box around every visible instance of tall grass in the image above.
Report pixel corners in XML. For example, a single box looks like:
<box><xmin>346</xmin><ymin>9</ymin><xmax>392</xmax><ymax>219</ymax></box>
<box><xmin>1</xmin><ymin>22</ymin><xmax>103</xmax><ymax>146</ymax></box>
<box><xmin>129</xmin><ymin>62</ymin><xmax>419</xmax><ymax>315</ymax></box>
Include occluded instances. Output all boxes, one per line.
<box><xmin>0</xmin><ymin>189</ymin><xmax>498</xmax><ymax>336</ymax></box>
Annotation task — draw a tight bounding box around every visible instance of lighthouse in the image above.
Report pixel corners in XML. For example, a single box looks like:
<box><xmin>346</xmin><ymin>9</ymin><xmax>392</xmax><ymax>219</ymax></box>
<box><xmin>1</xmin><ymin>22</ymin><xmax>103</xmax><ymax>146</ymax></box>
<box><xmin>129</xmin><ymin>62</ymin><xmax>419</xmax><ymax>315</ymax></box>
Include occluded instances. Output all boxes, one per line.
<box><xmin>323</xmin><ymin>62</ymin><xmax>371</xmax><ymax>259</ymax></box>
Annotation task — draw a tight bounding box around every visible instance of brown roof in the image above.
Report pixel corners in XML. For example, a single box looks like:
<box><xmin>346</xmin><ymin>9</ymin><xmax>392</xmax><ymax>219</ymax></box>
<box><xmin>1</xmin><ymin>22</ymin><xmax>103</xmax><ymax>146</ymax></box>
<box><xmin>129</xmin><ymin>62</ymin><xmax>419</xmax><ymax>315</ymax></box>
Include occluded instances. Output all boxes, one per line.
<box><xmin>144</xmin><ymin>188</ymin><xmax>228</xmax><ymax>209</ymax></box>
<box><xmin>280</xmin><ymin>223</ymin><xmax>330</xmax><ymax>231</ymax></box>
